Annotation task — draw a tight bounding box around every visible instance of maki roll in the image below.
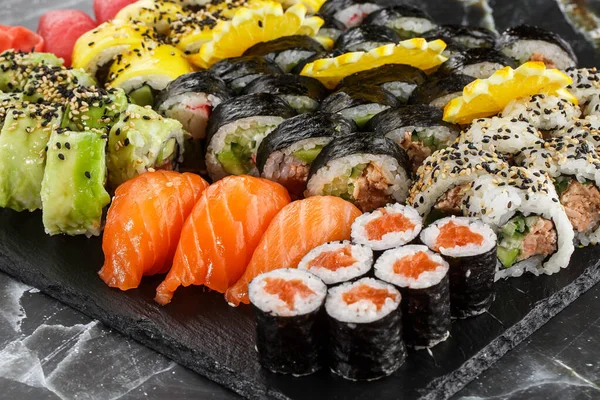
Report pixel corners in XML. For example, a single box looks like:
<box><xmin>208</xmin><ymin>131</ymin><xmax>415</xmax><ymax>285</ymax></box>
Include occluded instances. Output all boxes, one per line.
<box><xmin>423</xmin><ymin>25</ymin><xmax>498</xmax><ymax>49</ymax></box>
<box><xmin>22</xmin><ymin>65</ymin><xmax>96</xmax><ymax>104</ymax></box>
<box><xmin>291</xmin><ymin>49</ymin><xmax>344</xmax><ymax>75</ymax></box>
<box><xmin>0</xmin><ymin>50</ymin><xmax>63</xmax><ymax>92</ymax></box>
<box><xmin>499</xmin><ymin>25</ymin><xmax>577</xmax><ymax>70</ymax></box>
<box><xmin>249</xmin><ymin>268</ymin><xmax>327</xmax><ymax>376</ymax></box>
<box><xmin>338</xmin><ymin>64</ymin><xmax>427</xmax><ymax>104</ymax></box>
<box><xmin>114</xmin><ymin>0</ymin><xmax>185</xmax><ymax>35</ymax></box>
<box><xmin>209</xmin><ymin>56</ymin><xmax>282</xmax><ymax>93</ymax></box>
<box><xmin>298</xmin><ymin>241</ymin><xmax>373</xmax><ymax>286</ymax></box>
<box><xmin>374</xmin><ymin>245</ymin><xmax>451</xmax><ymax>348</ymax></box>
<box><xmin>315</xmin><ymin>17</ymin><xmax>346</xmax><ymax>44</ymax></box>
<box><xmin>437</xmin><ymin>48</ymin><xmax>517</xmax><ymax>79</ymax></box>
<box><xmin>62</xmin><ymin>86</ymin><xmax>129</xmax><ymax>132</ymax></box>
<box><xmin>319</xmin><ymin>0</ymin><xmax>382</xmax><ymax>29</ymax></box>
<box><xmin>351</xmin><ymin>203</ymin><xmax>423</xmax><ymax>251</ymax></box>
<box><xmin>0</xmin><ymin>103</ymin><xmax>62</xmax><ymax>212</ymax></box>
<box><xmin>243</xmin><ymin>36</ymin><xmax>325</xmax><ymax>73</ymax></box>
<box><xmin>242</xmin><ymin>74</ymin><xmax>328</xmax><ymax>114</ymax></box>
<box><xmin>501</xmin><ymin>94</ymin><xmax>581</xmax><ymax>133</ymax></box>
<box><xmin>319</xmin><ymin>85</ymin><xmax>400</xmax><ymax>128</ymax></box>
<box><xmin>363</xmin><ymin>5</ymin><xmax>437</xmax><ymax>40</ymax></box>
<box><xmin>409</xmin><ymin>74</ymin><xmax>475</xmax><ymax>109</ymax></box>
<box><xmin>305</xmin><ymin>133</ymin><xmax>411</xmax><ymax>212</ymax></box>
<box><xmin>420</xmin><ymin>217</ymin><xmax>497</xmax><ymax>318</ymax></box>
<box><xmin>256</xmin><ymin>112</ymin><xmax>356</xmax><ymax>198</ymax></box>
<box><xmin>156</xmin><ymin>71</ymin><xmax>234</xmax><ymax>141</ymax></box>
<box><xmin>41</xmin><ymin>129</ymin><xmax>111</xmax><ymax>237</ymax></box>
<box><xmin>205</xmin><ymin>93</ymin><xmax>296</xmax><ymax>180</ymax></box>
<box><xmin>107</xmin><ymin>104</ymin><xmax>187</xmax><ymax>189</ymax></box>
<box><xmin>326</xmin><ymin>277</ymin><xmax>405</xmax><ymax>381</ymax></box>
<box><xmin>334</xmin><ymin>25</ymin><xmax>401</xmax><ymax>53</ymax></box>
<box><xmin>366</xmin><ymin>105</ymin><xmax>460</xmax><ymax>172</ymax></box>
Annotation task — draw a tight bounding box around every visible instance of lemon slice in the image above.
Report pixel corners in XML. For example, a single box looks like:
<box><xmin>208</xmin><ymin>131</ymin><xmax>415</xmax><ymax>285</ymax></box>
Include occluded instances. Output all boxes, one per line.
<box><xmin>115</xmin><ymin>0</ymin><xmax>185</xmax><ymax>35</ymax></box>
<box><xmin>197</xmin><ymin>2</ymin><xmax>323</xmax><ymax>67</ymax></box>
<box><xmin>276</xmin><ymin>0</ymin><xmax>328</xmax><ymax>15</ymax></box>
<box><xmin>443</xmin><ymin>61</ymin><xmax>576</xmax><ymax>125</ymax></box>
<box><xmin>300</xmin><ymin>38</ymin><xmax>447</xmax><ymax>89</ymax></box>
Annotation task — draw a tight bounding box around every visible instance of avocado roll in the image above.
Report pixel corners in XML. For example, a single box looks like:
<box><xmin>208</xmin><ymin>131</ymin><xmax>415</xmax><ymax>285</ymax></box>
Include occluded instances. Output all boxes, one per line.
<box><xmin>209</xmin><ymin>56</ymin><xmax>283</xmax><ymax>93</ymax></box>
<box><xmin>0</xmin><ymin>93</ymin><xmax>24</xmax><ymax>128</ymax></box>
<box><xmin>291</xmin><ymin>49</ymin><xmax>344</xmax><ymax>75</ymax></box>
<box><xmin>409</xmin><ymin>73</ymin><xmax>475</xmax><ymax>109</ymax></box>
<box><xmin>338</xmin><ymin>64</ymin><xmax>427</xmax><ymax>103</ymax></box>
<box><xmin>205</xmin><ymin>93</ymin><xmax>296</xmax><ymax>180</ymax></box>
<box><xmin>0</xmin><ymin>103</ymin><xmax>62</xmax><ymax>212</ymax></box>
<box><xmin>62</xmin><ymin>86</ymin><xmax>129</xmax><ymax>132</ymax></box>
<box><xmin>319</xmin><ymin>85</ymin><xmax>399</xmax><ymax>128</ymax></box>
<box><xmin>319</xmin><ymin>0</ymin><xmax>382</xmax><ymax>29</ymax></box>
<box><xmin>243</xmin><ymin>36</ymin><xmax>325</xmax><ymax>73</ymax></box>
<box><xmin>0</xmin><ymin>50</ymin><xmax>63</xmax><ymax>92</ymax></box>
<box><xmin>326</xmin><ymin>277</ymin><xmax>405</xmax><ymax>381</ymax></box>
<box><xmin>363</xmin><ymin>5</ymin><xmax>437</xmax><ymax>40</ymax></box>
<box><xmin>107</xmin><ymin>104</ymin><xmax>187</xmax><ymax>189</ymax></box>
<box><xmin>249</xmin><ymin>268</ymin><xmax>327</xmax><ymax>376</ymax></box>
<box><xmin>23</xmin><ymin>65</ymin><xmax>96</xmax><ymax>104</ymax></box>
<box><xmin>501</xmin><ymin>93</ymin><xmax>581</xmax><ymax>133</ymax></box>
<box><xmin>366</xmin><ymin>105</ymin><xmax>460</xmax><ymax>172</ymax></box>
<box><xmin>334</xmin><ymin>25</ymin><xmax>401</xmax><ymax>52</ymax></box>
<box><xmin>374</xmin><ymin>245</ymin><xmax>451</xmax><ymax>348</ymax></box>
<box><xmin>257</xmin><ymin>112</ymin><xmax>356</xmax><ymax>198</ymax></box>
<box><xmin>437</xmin><ymin>48</ymin><xmax>517</xmax><ymax>79</ymax></box>
<box><xmin>499</xmin><ymin>25</ymin><xmax>577</xmax><ymax>70</ymax></box>
<box><xmin>423</xmin><ymin>25</ymin><xmax>498</xmax><ymax>49</ymax></box>
<box><xmin>41</xmin><ymin>129</ymin><xmax>111</xmax><ymax>237</ymax></box>
<box><xmin>420</xmin><ymin>217</ymin><xmax>497</xmax><ymax>318</ymax></box>
<box><xmin>305</xmin><ymin>133</ymin><xmax>411</xmax><ymax>212</ymax></box>
<box><xmin>242</xmin><ymin>74</ymin><xmax>328</xmax><ymax>114</ymax></box>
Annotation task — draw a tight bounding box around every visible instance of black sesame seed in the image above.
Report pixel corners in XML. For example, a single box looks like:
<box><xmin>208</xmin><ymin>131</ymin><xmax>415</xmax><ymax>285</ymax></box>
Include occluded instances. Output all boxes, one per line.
<box><xmin>58</xmin><ymin>153</ymin><xmax>65</xmax><ymax>160</ymax></box>
<box><xmin>85</xmin><ymin>171</ymin><xmax>91</xmax><ymax>179</ymax></box>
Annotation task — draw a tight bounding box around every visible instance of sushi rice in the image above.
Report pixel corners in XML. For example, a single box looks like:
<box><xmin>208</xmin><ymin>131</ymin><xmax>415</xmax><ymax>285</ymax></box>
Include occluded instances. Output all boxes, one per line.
<box><xmin>298</xmin><ymin>241</ymin><xmax>373</xmax><ymax>285</ymax></box>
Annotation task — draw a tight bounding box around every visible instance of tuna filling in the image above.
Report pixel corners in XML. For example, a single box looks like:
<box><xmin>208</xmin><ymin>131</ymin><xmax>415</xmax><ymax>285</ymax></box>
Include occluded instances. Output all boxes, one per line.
<box><xmin>497</xmin><ymin>215</ymin><xmax>558</xmax><ymax>268</ymax></box>
<box><xmin>557</xmin><ymin>177</ymin><xmax>600</xmax><ymax>233</ymax></box>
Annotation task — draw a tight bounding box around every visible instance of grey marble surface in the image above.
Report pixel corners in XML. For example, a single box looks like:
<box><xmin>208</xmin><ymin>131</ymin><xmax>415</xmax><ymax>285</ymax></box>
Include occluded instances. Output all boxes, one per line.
<box><xmin>1</xmin><ymin>0</ymin><xmax>600</xmax><ymax>399</ymax></box>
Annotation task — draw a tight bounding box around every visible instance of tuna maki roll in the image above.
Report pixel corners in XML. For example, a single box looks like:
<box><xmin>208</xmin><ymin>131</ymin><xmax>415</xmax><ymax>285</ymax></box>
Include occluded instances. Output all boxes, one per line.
<box><xmin>205</xmin><ymin>93</ymin><xmax>296</xmax><ymax>180</ymax></box>
<box><xmin>0</xmin><ymin>50</ymin><xmax>63</xmax><ymax>92</ymax></box>
<box><xmin>338</xmin><ymin>64</ymin><xmax>427</xmax><ymax>104</ymax></box>
<box><xmin>409</xmin><ymin>74</ymin><xmax>475</xmax><ymax>109</ymax></box>
<box><xmin>305</xmin><ymin>133</ymin><xmax>411</xmax><ymax>212</ymax></box>
<box><xmin>437</xmin><ymin>48</ymin><xmax>517</xmax><ymax>79</ymax></box>
<box><xmin>319</xmin><ymin>0</ymin><xmax>382</xmax><ymax>29</ymax></box>
<box><xmin>257</xmin><ymin>112</ymin><xmax>356</xmax><ymax>198</ymax></box>
<box><xmin>420</xmin><ymin>217</ymin><xmax>497</xmax><ymax>318</ymax></box>
<box><xmin>242</xmin><ymin>74</ymin><xmax>328</xmax><ymax>114</ymax></box>
<box><xmin>326</xmin><ymin>277</ymin><xmax>405</xmax><ymax>381</ymax></box>
<box><xmin>209</xmin><ymin>56</ymin><xmax>283</xmax><ymax>93</ymax></box>
<box><xmin>363</xmin><ymin>5</ymin><xmax>437</xmax><ymax>39</ymax></box>
<box><xmin>41</xmin><ymin>129</ymin><xmax>111</xmax><ymax>237</ymax></box>
<box><xmin>249</xmin><ymin>268</ymin><xmax>327</xmax><ymax>376</ymax></box>
<box><xmin>243</xmin><ymin>36</ymin><xmax>325</xmax><ymax>73</ymax></box>
<box><xmin>423</xmin><ymin>25</ymin><xmax>498</xmax><ymax>49</ymax></box>
<box><xmin>351</xmin><ymin>203</ymin><xmax>423</xmax><ymax>251</ymax></box>
<box><xmin>62</xmin><ymin>86</ymin><xmax>129</xmax><ymax>132</ymax></box>
<box><xmin>499</xmin><ymin>25</ymin><xmax>577</xmax><ymax>70</ymax></box>
<box><xmin>366</xmin><ymin>105</ymin><xmax>460</xmax><ymax>172</ymax></box>
<box><xmin>374</xmin><ymin>245</ymin><xmax>451</xmax><ymax>348</ymax></box>
<box><xmin>298</xmin><ymin>241</ymin><xmax>373</xmax><ymax>286</ymax></box>
<box><xmin>334</xmin><ymin>25</ymin><xmax>401</xmax><ymax>52</ymax></box>
<box><xmin>319</xmin><ymin>85</ymin><xmax>400</xmax><ymax>128</ymax></box>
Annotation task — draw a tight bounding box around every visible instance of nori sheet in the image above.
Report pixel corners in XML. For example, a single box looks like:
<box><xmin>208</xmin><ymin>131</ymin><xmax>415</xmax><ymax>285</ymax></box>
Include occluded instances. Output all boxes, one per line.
<box><xmin>338</xmin><ymin>64</ymin><xmax>426</xmax><ymax>91</ymax></box>
<box><xmin>155</xmin><ymin>71</ymin><xmax>234</xmax><ymax>109</ymax></box>
<box><xmin>241</xmin><ymin>73</ymin><xmax>328</xmax><ymax>103</ymax></box>
<box><xmin>319</xmin><ymin>0</ymin><xmax>380</xmax><ymax>19</ymax></box>
<box><xmin>436</xmin><ymin>48</ymin><xmax>517</xmax><ymax>76</ymax></box>
<box><xmin>335</xmin><ymin>25</ymin><xmax>401</xmax><ymax>51</ymax></box>
<box><xmin>499</xmin><ymin>24</ymin><xmax>578</xmax><ymax>64</ymax></box>
<box><xmin>208</xmin><ymin>56</ymin><xmax>282</xmax><ymax>84</ymax></box>
<box><xmin>319</xmin><ymin>85</ymin><xmax>400</xmax><ymax>114</ymax></box>
<box><xmin>291</xmin><ymin>50</ymin><xmax>345</xmax><ymax>75</ymax></box>
<box><xmin>363</xmin><ymin>5</ymin><xmax>433</xmax><ymax>26</ymax></box>
<box><xmin>423</xmin><ymin>25</ymin><xmax>498</xmax><ymax>48</ymax></box>
<box><xmin>243</xmin><ymin>35</ymin><xmax>325</xmax><ymax>57</ymax></box>
<box><xmin>408</xmin><ymin>74</ymin><xmax>475</xmax><ymax>105</ymax></box>
<box><xmin>366</xmin><ymin>104</ymin><xmax>460</xmax><ymax>136</ymax></box>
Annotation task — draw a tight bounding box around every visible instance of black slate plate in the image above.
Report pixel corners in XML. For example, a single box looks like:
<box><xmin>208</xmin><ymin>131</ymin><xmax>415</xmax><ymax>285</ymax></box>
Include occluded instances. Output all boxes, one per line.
<box><xmin>0</xmin><ymin>209</ymin><xmax>599</xmax><ymax>400</ymax></box>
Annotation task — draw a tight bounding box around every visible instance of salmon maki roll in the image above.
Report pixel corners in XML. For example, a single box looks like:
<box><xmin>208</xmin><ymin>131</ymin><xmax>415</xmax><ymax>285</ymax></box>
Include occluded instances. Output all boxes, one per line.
<box><xmin>225</xmin><ymin>196</ymin><xmax>362</xmax><ymax>306</ymax></box>
<box><xmin>99</xmin><ymin>171</ymin><xmax>209</xmax><ymax>290</ymax></box>
<box><xmin>155</xmin><ymin>176</ymin><xmax>291</xmax><ymax>305</ymax></box>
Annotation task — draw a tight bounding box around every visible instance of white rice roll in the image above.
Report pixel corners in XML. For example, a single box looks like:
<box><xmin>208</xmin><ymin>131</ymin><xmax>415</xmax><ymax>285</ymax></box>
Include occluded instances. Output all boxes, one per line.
<box><xmin>460</xmin><ymin>117</ymin><xmax>543</xmax><ymax>155</ymax></box>
<box><xmin>298</xmin><ymin>241</ymin><xmax>373</xmax><ymax>285</ymax></box>
<box><xmin>501</xmin><ymin>94</ymin><xmax>581</xmax><ymax>133</ymax></box>
<box><xmin>565</xmin><ymin>67</ymin><xmax>600</xmax><ymax>105</ymax></box>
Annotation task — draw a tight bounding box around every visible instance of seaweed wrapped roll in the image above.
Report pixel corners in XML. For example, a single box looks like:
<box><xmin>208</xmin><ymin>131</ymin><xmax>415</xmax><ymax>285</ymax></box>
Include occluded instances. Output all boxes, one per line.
<box><xmin>335</xmin><ymin>25</ymin><xmax>401</xmax><ymax>52</ymax></box>
<box><xmin>257</xmin><ymin>112</ymin><xmax>356</xmax><ymax>198</ymax></box>
<box><xmin>423</xmin><ymin>25</ymin><xmax>498</xmax><ymax>49</ymax></box>
<box><xmin>319</xmin><ymin>0</ymin><xmax>382</xmax><ymax>29</ymax></box>
<box><xmin>205</xmin><ymin>93</ymin><xmax>296</xmax><ymax>180</ymax></box>
<box><xmin>243</xmin><ymin>36</ymin><xmax>325</xmax><ymax>73</ymax></box>
<box><xmin>209</xmin><ymin>56</ymin><xmax>283</xmax><ymax>93</ymax></box>
<box><xmin>409</xmin><ymin>73</ymin><xmax>475</xmax><ymax>109</ymax></box>
<box><xmin>363</xmin><ymin>5</ymin><xmax>437</xmax><ymax>39</ymax></box>
<box><xmin>437</xmin><ymin>48</ymin><xmax>517</xmax><ymax>79</ymax></box>
<box><xmin>305</xmin><ymin>133</ymin><xmax>411</xmax><ymax>212</ymax></box>
<box><xmin>291</xmin><ymin>49</ymin><xmax>344</xmax><ymax>75</ymax></box>
<box><xmin>249</xmin><ymin>268</ymin><xmax>327</xmax><ymax>376</ymax></box>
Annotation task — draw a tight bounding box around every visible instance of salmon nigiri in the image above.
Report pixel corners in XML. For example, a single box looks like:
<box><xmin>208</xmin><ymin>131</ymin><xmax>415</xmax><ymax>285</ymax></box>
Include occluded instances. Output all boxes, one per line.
<box><xmin>99</xmin><ymin>171</ymin><xmax>209</xmax><ymax>290</ymax></box>
<box><xmin>225</xmin><ymin>196</ymin><xmax>362</xmax><ymax>306</ymax></box>
<box><xmin>155</xmin><ymin>175</ymin><xmax>291</xmax><ymax>305</ymax></box>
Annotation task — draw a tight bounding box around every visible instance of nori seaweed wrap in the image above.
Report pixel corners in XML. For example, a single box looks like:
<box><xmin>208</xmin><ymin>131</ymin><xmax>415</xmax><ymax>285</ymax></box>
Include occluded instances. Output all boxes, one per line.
<box><xmin>319</xmin><ymin>0</ymin><xmax>382</xmax><ymax>29</ymax></box>
<box><xmin>437</xmin><ymin>48</ymin><xmax>517</xmax><ymax>79</ymax></box>
<box><xmin>326</xmin><ymin>278</ymin><xmax>405</xmax><ymax>381</ymax></box>
<box><xmin>241</xmin><ymin>74</ymin><xmax>328</xmax><ymax>114</ymax></box>
<box><xmin>423</xmin><ymin>25</ymin><xmax>498</xmax><ymax>49</ymax></box>
<box><xmin>291</xmin><ymin>49</ymin><xmax>345</xmax><ymax>75</ymax></box>
<box><xmin>319</xmin><ymin>85</ymin><xmax>400</xmax><ymax>128</ymax></box>
<box><xmin>363</xmin><ymin>5</ymin><xmax>437</xmax><ymax>39</ymax></box>
<box><xmin>249</xmin><ymin>268</ymin><xmax>327</xmax><ymax>376</ymax></box>
<box><xmin>243</xmin><ymin>35</ymin><xmax>325</xmax><ymax>73</ymax></box>
<box><xmin>257</xmin><ymin>111</ymin><xmax>356</xmax><ymax>198</ymax></box>
<box><xmin>338</xmin><ymin>64</ymin><xmax>427</xmax><ymax>103</ymax></box>
<box><xmin>409</xmin><ymin>73</ymin><xmax>475</xmax><ymax>109</ymax></box>
<box><xmin>335</xmin><ymin>25</ymin><xmax>401</xmax><ymax>52</ymax></box>
<box><xmin>209</xmin><ymin>56</ymin><xmax>282</xmax><ymax>93</ymax></box>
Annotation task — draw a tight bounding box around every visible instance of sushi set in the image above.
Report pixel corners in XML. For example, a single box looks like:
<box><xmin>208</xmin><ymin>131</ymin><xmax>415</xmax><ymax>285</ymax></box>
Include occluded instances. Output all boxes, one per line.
<box><xmin>1</xmin><ymin>0</ymin><xmax>600</xmax><ymax>398</ymax></box>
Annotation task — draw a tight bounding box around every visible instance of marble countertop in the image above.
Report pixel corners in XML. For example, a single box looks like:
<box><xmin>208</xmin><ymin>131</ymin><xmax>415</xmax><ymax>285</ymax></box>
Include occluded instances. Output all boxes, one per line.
<box><xmin>1</xmin><ymin>0</ymin><xmax>600</xmax><ymax>399</ymax></box>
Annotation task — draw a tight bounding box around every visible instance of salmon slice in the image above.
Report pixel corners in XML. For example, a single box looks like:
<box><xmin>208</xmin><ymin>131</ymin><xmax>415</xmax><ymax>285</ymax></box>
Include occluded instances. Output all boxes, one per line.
<box><xmin>393</xmin><ymin>251</ymin><xmax>441</xmax><ymax>279</ymax></box>
<box><xmin>308</xmin><ymin>246</ymin><xmax>356</xmax><ymax>271</ymax></box>
<box><xmin>342</xmin><ymin>284</ymin><xmax>398</xmax><ymax>311</ymax></box>
<box><xmin>365</xmin><ymin>209</ymin><xmax>416</xmax><ymax>241</ymax></box>
<box><xmin>99</xmin><ymin>171</ymin><xmax>209</xmax><ymax>290</ymax></box>
<box><xmin>155</xmin><ymin>176</ymin><xmax>291</xmax><ymax>305</ymax></box>
<box><xmin>263</xmin><ymin>278</ymin><xmax>316</xmax><ymax>310</ymax></box>
<box><xmin>435</xmin><ymin>221</ymin><xmax>483</xmax><ymax>250</ymax></box>
<box><xmin>225</xmin><ymin>196</ymin><xmax>362</xmax><ymax>306</ymax></box>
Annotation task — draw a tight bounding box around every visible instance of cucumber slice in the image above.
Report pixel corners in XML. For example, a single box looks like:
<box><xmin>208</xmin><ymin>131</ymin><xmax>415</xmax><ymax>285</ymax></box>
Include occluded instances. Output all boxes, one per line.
<box><xmin>497</xmin><ymin>246</ymin><xmax>521</xmax><ymax>268</ymax></box>
<box><xmin>350</xmin><ymin>163</ymin><xmax>367</xmax><ymax>178</ymax></box>
<box><xmin>353</xmin><ymin>114</ymin><xmax>375</xmax><ymax>128</ymax></box>
<box><xmin>129</xmin><ymin>85</ymin><xmax>155</xmax><ymax>108</ymax></box>
<box><xmin>217</xmin><ymin>148</ymin><xmax>248</xmax><ymax>175</ymax></box>
<box><xmin>293</xmin><ymin>146</ymin><xmax>323</xmax><ymax>163</ymax></box>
